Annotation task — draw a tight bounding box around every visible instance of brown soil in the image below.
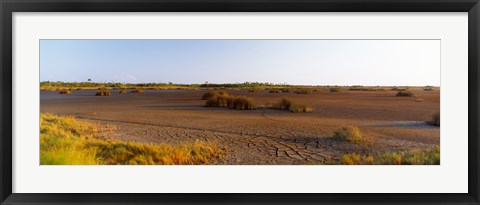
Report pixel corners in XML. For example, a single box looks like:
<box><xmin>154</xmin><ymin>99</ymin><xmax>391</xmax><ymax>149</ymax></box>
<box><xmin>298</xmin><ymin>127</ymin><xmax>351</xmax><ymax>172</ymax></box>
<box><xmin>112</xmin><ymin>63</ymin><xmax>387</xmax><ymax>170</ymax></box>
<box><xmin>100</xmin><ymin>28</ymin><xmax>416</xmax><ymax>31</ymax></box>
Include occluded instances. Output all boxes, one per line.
<box><xmin>40</xmin><ymin>88</ymin><xmax>440</xmax><ymax>165</ymax></box>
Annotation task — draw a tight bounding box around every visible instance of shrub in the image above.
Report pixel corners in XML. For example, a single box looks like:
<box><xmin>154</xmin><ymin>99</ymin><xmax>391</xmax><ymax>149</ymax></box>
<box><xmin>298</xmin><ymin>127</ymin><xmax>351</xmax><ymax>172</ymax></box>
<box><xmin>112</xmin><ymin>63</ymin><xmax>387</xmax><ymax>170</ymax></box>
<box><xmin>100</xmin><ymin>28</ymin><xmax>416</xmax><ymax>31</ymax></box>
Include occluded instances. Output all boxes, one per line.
<box><xmin>431</xmin><ymin>112</ymin><xmax>440</xmax><ymax>126</ymax></box>
<box><xmin>232</xmin><ymin>96</ymin><xmax>256</xmax><ymax>110</ymax></box>
<box><xmin>332</xmin><ymin>126</ymin><xmax>364</xmax><ymax>144</ymax></box>
<box><xmin>95</xmin><ymin>90</ymin><xmax>111</xmax><ymax>96</ymax></box>
<box><xmin>330</xmin><ymin>87</ymin><xmax>341</xmax><ymax>92</ymax></box>
<box><xmin>205</xmin><ymin>95</ymin><xmax>233</xmax><ymax>108</ymax></box>
<box><xmin>269</xmin><ymin>89</ymin><xmax>281</xmax><ymax>93</ymax></box>
<box><xmin>131</xmin><ymin>88</ymin><xmax>144</xmax><ymax>93</ymax></box>
<box><xmin>288</xmin><ymin>103</ymin><xmax>313</xmax><ymax>113</ymax></box>
<box><xmin>295</xmin><ymin>89</ymin><xmax>312</xmax><ymax>94</ymax></box>
<box><xmin>202</xmin><ymin>91</ymin><xmax>228</xmax><ymax>100</ymax></box>
<box><xmin>280</xmin><ymin>88</ymin><xmax>292</xmax><ymax>93</ymax></box>
<box><xmin>275</xmin><ymin>98</ymin><xmax>292</xmax><ymax>110</ymax></box>
<box><xmin>396</xmin><ymin>91</ymin><xmax>415</xmax><ymax>97</ymax></box>
<box><xmin>119</xmin><ymin>89</ymin><xmax>127</xmax><ymax>94</ymax></box>
<box><xmin>274</xmin><ymin>98</ymin><xmax>312</xmax><ymax>113</ymax></box>
<box><xmin>58</xmin><ymin>89</ymin><xmax>71</xmax><ymax>94</ymax></box>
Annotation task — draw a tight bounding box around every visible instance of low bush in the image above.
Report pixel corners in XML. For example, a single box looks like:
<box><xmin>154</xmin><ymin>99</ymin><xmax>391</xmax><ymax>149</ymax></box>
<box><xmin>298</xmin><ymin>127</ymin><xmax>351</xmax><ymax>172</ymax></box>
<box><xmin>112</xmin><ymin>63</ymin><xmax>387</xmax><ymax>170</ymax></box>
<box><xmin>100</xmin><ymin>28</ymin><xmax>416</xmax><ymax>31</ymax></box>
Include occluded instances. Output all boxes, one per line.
<box><xmin>332</xmin><ymin>126</ymin><xmax>364</xmax><ymax>144</ymax></box>
<box><xmin>269</xmin><ymin>89</ymin><xmax>281</xmax><ymax>93</ymax></box>
<box><xmin>274</xmin><ymin>98</ymin><xmax>312</xmax><ymax>113</ymax></box>
<box><xmin>58</xmin><ymin>89</ymin><xmax>71</xmax><ymax>94</ymax></box>
<box><xmin>288</xmin><ymin>103</ymin><xmax>313</xmax><ymax>113</ymax></box>
<box><xmin>232</xmin><ymin>96</ymin><xmax>256</xmax><ymax>110</ymax></box>
<box><xmin>131</xmin><ymin>88</ymin><xmax>144</xmax><ymax>93</ymax></box>
<box><xmin>424</xmin><ymin>86</ymin><xmax>434</xmax><ymax>91</ymax></box>
<box><xmin>396</xmin><ymin>91</ymin><xmax>415</xmax><ymax>97</ymax></box>
<box><xmin>95</xmin><ymin>90</ymin><xmax>111</xmax><ymax>96</ymax></box>
<box><xmin>330</xmin><ymin>87</ymin><xmax>341</xmax><ymax>92</ymax></box>
<box><xmin>205</xmin><ymin>95</ymin><xmax>256</xmax><ymax>110</ymax></box>
<box><xmin>295</xmin><ymin>89</ymin><xmax>312</xmax><ymax>94</ymax></box>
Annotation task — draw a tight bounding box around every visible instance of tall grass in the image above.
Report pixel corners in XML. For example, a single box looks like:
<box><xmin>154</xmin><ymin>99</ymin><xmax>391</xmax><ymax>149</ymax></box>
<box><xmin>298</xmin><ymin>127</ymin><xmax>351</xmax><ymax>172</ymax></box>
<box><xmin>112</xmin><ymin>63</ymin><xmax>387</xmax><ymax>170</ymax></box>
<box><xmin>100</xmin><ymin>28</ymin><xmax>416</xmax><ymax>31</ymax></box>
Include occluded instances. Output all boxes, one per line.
<box><xmin>40</xmin><ymin>113</ymin><xmax>224</xmax><ymax>165</ymax></box>
<box><xmin>341</xmin><ymin>146</ymin><xmax>440</xmax><ymax>165</ymax></box>
<box><xmin>274</xmin><ymin>98</ymin><xmax>312</xmax><ymax>113</ymax></box>
<box><xmin>332</xmin><ymin>126</ymin><xmax>364</xmax><ymax>144</ymax></box>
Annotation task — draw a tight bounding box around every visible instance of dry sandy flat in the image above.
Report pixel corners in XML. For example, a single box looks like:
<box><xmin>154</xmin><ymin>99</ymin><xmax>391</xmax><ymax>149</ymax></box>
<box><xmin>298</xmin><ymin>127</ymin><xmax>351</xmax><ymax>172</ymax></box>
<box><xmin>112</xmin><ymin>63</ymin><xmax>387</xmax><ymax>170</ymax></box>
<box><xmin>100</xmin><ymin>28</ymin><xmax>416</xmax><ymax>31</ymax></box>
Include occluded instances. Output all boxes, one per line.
<box><xmin>40</xmin><ymin>88</ymin><xmax>440</xmax><ymax>165</ymax></box>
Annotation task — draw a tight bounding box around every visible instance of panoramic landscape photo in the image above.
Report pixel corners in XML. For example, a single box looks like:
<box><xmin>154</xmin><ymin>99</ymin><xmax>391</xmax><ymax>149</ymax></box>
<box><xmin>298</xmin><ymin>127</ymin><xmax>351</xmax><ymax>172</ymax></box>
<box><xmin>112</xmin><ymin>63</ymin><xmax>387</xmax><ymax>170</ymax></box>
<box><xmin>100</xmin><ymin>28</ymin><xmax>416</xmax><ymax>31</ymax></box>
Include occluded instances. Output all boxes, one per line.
<box><xmin>40</xmin><ymin>39</ymin><xmax>440</xmax><ymax>165</ymax></box>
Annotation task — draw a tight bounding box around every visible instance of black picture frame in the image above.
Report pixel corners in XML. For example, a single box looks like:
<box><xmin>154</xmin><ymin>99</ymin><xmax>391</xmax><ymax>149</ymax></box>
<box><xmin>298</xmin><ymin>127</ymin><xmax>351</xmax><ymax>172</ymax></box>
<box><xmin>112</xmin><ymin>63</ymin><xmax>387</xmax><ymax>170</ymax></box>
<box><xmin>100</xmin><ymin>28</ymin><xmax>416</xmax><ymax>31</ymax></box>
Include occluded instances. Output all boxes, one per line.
<box><xmin>1</xmin><ymin>0</ymin><xmax>479</xmax><ymax>204</ymax></box>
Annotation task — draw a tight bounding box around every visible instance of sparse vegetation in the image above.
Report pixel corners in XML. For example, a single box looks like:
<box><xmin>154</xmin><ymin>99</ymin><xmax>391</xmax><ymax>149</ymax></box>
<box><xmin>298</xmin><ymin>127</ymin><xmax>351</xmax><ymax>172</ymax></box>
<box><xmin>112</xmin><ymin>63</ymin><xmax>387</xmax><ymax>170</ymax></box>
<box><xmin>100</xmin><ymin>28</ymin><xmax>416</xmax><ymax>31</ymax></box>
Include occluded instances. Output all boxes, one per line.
<box><xmin>119</xmin><ymin>89</ymin><xmax>127</xmax><ymax>94</ymax></box>
<box><xmin>40</xmin><ymin>113</ymin><xmax>224</xmax><ymax>165</ymax></box>
<box><xmin>59</xmin><ymin>89</ymin><xmax>71</xmax><ymax>94</ymax></box>
<box><xmin>332</xmin><ymin>126</ymin><xmax>365</xmax><ymax>144</ymax></box>
<box><xmin>274</xmin><ymin>98</ymin><xmax>312</xmax><ymax>113</ymax></box>
<box><xmin>424</xmin><ymin>86</ymin><xmax>434</xmax><ymax>91</ymax></box>
<box><xmin>131</xmin><ymin>88</ymin><xmax>144</xmax><ymax>93</ymax></box>
<box><xmin>295</xmin><ymin>89</ymin><xmax>312</xmax><ymax>94</ymax></box>
<box><xmin>95</xmin><ymin>90</ymin><xmax>111</xmax><ymax>96</ymax></box>
<box><xmin>330</xmin><ymin>87</ymin><xmax>341</xmax><ymax>92</ymax></box>
<box><xmin>396</xmin><ymin>91</ymin><xmax>415</xmax><ymax>97</ymax></box>
<box><xmin>340</xmin><ymin>146</ymin><xmax>440</xmax><ymax>165</ymax></box>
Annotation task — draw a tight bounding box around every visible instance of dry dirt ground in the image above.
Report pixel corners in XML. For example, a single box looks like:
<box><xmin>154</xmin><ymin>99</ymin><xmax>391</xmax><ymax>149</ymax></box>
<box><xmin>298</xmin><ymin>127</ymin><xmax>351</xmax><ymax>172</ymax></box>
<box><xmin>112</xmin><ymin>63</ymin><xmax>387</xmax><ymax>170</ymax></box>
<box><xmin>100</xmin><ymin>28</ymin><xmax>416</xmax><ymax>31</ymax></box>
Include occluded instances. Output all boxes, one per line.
<box><xmin>40</xmin><ymin>88</ymin><xmax>440</xmax><ymax>165</ymax></box>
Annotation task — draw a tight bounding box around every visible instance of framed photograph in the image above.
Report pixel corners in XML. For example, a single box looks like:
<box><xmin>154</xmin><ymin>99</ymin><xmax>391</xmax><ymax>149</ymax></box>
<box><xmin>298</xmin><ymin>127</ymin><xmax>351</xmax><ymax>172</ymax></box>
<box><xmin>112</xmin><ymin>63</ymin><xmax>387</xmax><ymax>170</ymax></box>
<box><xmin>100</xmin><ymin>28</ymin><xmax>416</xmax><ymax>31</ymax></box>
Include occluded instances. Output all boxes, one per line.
<box><xmin>1</xmin><ymin>0</ymin><xmax>479</xmax><ymax>204</ymax></box>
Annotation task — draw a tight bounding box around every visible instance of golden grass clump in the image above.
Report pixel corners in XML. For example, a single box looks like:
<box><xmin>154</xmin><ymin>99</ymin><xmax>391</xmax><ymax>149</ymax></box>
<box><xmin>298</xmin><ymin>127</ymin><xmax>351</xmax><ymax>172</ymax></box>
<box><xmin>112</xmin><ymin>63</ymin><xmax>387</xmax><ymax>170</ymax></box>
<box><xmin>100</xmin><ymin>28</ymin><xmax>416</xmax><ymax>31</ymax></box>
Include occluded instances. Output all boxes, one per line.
<box><xmin>431</xmin><ymin>112</ymin><xmax>440</xmax><ymax>126</ymax></box>
<box><xmin>396</xmin><ymin>91</ymin><xmax>415</xmax><ymax>97</ymax></box>
<box><xmin>59</xmin><ymin>89</ymin><xmax>71</xmax><ymax>94</ymax></box>
<box><xmin>341</xmin><ymin>146</ymin><xmax>440</xmax><ymax>165</ymax></box>
<box><xmin>274</xmin><ymin>98</ymin><xmax>312</xmax><ymax>113</ymax></box>
<box><xmin>40</xmin><ymin>113</ymin><xmax>224</xmax><ymax>165</ymax></box>
<box><xmin>205</xmin><ymin>94</ymin><xmax>256</xmax><ymax>110</ymax></box>
<box><xmin>232</xmin><ymin>96</ymin><xmax>256</xmax><ymax>110</ymax></box>
<box><xmin>95</xmin><ymin>90</ymin><xmax>111</xmax><ymax>96</ymax></box>
<box><xmin>131</xmin><ymin>88</ymin><xmax>144</xmax><ymax>93</ymax></box>
<box><xmin>119</xmin><ymin>89</ymin><xmax>127</xmax><ymax>94</ymax></box>
<box><xmin>332</xmin><ymin>126</ymin><xmax>365</xmax><ymax>144</ymax></box>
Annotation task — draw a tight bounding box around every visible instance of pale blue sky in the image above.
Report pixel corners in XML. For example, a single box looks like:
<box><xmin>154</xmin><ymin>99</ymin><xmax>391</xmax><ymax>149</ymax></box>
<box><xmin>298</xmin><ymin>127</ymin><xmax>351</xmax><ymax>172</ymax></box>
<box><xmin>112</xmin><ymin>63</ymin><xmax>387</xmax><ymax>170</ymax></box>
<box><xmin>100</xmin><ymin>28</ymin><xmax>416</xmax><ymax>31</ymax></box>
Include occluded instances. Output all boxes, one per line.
<box><xmin>40</xmin><ymin>40</ymin><xmax>440</xmax><ymax>86</ymax></box>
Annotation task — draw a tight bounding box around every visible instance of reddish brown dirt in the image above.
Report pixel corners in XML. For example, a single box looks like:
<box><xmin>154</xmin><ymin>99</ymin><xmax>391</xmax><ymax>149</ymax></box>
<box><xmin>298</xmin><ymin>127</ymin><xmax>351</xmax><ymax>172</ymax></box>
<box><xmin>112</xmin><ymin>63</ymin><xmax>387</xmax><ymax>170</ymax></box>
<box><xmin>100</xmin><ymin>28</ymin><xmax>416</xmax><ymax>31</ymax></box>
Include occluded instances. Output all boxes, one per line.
<box><xmin>40</xmin><ymin>88</ymin><xmax>440</xmax><ymax>165</ymax></box>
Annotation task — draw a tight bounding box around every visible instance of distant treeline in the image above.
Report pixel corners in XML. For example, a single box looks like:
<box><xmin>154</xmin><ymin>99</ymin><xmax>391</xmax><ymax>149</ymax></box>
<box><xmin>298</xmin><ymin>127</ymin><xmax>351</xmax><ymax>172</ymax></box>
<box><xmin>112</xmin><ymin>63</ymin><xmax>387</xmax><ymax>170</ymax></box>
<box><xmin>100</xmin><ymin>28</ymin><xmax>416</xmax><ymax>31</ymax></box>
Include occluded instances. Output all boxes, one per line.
<box><xmin>40</xmin><ymin>81</ymin><xmax>438</xmax><ymax>91</ymax></box>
